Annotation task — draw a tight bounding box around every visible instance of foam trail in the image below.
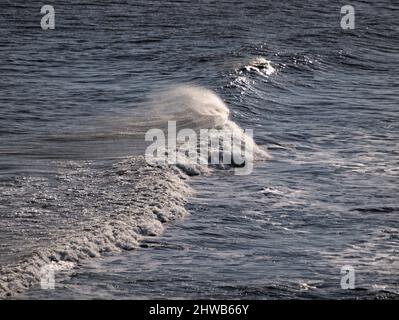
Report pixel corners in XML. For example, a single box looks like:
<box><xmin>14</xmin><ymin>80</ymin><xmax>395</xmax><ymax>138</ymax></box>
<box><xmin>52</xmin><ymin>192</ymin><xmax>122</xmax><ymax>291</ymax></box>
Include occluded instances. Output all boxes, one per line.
<box><xmin>0</xmin><ymin>157</ymin><xmax>191</xmax><ymax>297</ymax></box>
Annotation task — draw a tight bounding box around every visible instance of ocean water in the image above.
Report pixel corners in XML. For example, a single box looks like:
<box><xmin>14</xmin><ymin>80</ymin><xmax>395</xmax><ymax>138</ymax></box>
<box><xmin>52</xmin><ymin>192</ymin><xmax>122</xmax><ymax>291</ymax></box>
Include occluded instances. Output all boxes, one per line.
<box><xmin>0</xmin><ymin>0</ymin><xmax>398</xmax><ymax>299</ymax></box>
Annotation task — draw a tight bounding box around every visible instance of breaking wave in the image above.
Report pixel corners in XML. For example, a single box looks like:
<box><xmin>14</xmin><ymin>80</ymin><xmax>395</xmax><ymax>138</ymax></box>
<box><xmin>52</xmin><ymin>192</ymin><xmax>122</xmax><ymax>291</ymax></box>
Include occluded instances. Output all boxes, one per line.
<box><xmin>0</xmin><ymin>85</ymin><xmax>269</xmax><ymax>297</ymax></box>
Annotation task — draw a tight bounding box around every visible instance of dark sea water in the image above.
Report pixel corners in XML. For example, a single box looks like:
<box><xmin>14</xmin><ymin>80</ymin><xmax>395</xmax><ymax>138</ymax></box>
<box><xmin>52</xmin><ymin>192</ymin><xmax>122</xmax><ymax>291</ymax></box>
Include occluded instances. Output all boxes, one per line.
<box><xmin>0</xmin><ymin>0</ymin><xmax>398</xmax><ymax>299</ymax></box>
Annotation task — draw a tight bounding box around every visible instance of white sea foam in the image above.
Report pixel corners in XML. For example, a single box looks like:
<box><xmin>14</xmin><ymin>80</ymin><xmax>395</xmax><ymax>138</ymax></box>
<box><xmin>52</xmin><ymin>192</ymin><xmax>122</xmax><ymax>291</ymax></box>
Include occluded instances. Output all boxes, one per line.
<box><xmin>143</xmin><ymin>85</ymin><xmax>271</xmax><ymax>169</ymax></box>
<box><xmin>242</xmin><ymin>57</ymin><xmax>275</xmax><ymax>76</ymax></box>
<box><xmin>0</xmin><ymin>157</ymin><xmax>191</xmax><ymax>297</ymax></box>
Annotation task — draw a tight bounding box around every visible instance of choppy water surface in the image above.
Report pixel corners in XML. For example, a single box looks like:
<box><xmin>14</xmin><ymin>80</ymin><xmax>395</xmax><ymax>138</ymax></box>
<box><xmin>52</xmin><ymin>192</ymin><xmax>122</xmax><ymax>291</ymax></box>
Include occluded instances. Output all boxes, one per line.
<box><xmin>0</xmin><ymin>0</ymin><xmax>398</xmax><ymax>299</ymax></box>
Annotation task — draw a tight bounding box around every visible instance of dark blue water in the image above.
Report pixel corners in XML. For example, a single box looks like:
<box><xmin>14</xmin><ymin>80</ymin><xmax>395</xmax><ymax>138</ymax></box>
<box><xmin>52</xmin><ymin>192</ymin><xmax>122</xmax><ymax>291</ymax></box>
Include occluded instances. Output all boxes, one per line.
<box><xmin>0</xmin><ymin>0</ymin><xmax>398</xmax><ymax>299</ymax></box>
